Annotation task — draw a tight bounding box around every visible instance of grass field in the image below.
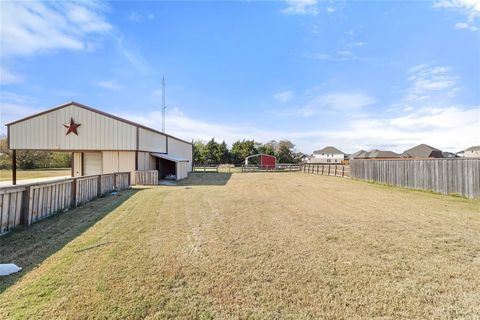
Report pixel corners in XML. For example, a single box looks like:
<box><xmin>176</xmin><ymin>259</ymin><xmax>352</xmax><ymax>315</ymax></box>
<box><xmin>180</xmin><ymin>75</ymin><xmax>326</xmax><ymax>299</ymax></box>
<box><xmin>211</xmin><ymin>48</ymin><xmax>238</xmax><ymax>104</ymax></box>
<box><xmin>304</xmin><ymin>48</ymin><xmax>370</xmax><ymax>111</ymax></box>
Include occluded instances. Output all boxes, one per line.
<box><xmin>0</xmin><ymin>168</ymin><xmax>70</xmax><ymax>182</ymax></box>
<box><xmin>1</xmin><ymin>173</ymin><xmax>479</xmax><ymax>319</ymax></box>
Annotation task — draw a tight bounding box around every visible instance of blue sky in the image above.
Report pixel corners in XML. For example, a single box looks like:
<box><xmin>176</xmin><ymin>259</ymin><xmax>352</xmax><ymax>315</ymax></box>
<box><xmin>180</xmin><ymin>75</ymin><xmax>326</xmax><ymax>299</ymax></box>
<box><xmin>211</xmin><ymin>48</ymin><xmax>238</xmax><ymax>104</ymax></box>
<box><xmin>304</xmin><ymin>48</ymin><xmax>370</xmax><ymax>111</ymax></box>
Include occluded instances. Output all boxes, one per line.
<box><xmin>1</xmin><ymin>0</ymin><xmax>479</xmax><ymax>153</ymax></box>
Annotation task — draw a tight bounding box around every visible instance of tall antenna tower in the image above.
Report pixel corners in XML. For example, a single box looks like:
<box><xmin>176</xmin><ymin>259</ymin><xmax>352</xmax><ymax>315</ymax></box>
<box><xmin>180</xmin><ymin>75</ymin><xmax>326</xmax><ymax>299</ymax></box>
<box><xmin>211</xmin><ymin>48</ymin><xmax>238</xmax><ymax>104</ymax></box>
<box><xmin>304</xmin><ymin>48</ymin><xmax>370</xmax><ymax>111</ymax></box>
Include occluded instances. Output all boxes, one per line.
<box><xmin>162</xmin><ymin>74</ymin><xmax>166</xmax><ymax>132</ymax></box>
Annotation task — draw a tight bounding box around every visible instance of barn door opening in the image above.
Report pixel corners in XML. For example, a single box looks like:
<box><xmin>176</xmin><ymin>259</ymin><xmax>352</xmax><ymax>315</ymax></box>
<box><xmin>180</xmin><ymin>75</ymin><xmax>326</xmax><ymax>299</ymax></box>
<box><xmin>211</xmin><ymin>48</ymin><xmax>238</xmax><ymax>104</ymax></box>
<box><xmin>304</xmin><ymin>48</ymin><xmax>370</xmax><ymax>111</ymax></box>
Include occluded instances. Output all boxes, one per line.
<box><xmin>156</xmin><ymin>157</ymin><xmax>176</xmax><ymax>179</ymax></box>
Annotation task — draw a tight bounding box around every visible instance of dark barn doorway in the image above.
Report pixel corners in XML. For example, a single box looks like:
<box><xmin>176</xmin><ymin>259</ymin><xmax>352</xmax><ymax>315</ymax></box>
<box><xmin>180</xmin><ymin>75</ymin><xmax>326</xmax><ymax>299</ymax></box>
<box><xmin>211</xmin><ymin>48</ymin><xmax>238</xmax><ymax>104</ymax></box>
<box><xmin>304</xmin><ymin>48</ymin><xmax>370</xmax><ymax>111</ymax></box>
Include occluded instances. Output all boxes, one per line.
<box><xmin>156</xmin><ymin>158</ymin><xmax>176</xmax><ymax>179</ymax></box>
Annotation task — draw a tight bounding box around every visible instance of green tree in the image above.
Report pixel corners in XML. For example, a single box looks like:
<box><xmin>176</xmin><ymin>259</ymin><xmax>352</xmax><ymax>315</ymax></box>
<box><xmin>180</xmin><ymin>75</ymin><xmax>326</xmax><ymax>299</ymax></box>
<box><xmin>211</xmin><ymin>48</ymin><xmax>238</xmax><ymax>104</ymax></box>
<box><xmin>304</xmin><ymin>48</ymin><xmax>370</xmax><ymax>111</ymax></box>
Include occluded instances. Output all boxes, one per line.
<box><xmin>203</xmin><ymin>138</ymin><xmax>219</xmax><ymax>164</ymax></box>
<box><xmin>257</xmin><ymin>144</ymin><xmax>275</xmax><ymax>156</ymax></box>
<box><xmin>230</xmin><ymin>139</ymin><xmax>257</xmax><ymax>164</ymax></box>
<box><xmin>193</xmin><ymin>140</ymin><xmax>206</xmax><ymax>164</ymax></box>
<box><xmin>215</xmin><ymin>141</ymin><xmax>229</xmax><ymax>164</ymax></box>
<box><xmin>275</xmin><ymin>140</ymin><xmax>295</xmax><ymax>163</ymax></box>
<box><xmin>0</xmin><ymin>136</ymin><xmax>71</xmax><ymax>169</ymax></box>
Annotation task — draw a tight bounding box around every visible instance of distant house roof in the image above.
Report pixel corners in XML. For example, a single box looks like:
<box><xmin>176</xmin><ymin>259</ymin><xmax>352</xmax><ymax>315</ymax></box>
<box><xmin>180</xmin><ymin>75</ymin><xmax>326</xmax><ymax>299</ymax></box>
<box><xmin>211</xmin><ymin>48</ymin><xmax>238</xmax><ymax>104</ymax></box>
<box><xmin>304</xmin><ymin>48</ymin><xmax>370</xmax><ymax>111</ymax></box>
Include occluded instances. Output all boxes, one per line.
<box><xmin>465</xmin><ymin>146</ymin><xmax>480</xmax><ymax>152</ymax></box>
<box><xmin>403</xmin><ymin>144</ymin><xmax>442</xmax><ymax>158</ymax></box>
<box><xmin>313</xmin><ymin>146</ymin><xmax>345</xmax><ymax>155</ymax></box>
<box><xmin>356</xmin><ymin>149</ymin><xmax>402</xmax><ymax>159</ymax></box>
<box><xmin>349</xmin><ymin>150</ymin><xmax>366</xmax><ymax>159</ymax></box>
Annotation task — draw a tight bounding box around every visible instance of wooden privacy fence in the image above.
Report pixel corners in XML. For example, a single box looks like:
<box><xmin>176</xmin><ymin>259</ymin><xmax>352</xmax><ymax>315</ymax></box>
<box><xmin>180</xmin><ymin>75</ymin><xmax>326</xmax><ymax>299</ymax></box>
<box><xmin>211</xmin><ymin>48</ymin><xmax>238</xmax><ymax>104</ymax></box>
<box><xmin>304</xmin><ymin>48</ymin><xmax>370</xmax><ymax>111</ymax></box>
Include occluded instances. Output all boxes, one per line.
<box><xmin>0</xmin><ymin>172</ymin><xmax>131</xmax><ymax>235</ymax></box>
<box><xmin>0</xmin><ymin>186</ymin><xmax>24</xmax><ymax>235</ymax></box>
<box><xmin>276</xmin><ymin>164</ymin><xmax>302</xmax><ymax>171</ymax></box>
<box><xmin>350</xmin><ymin>158</ymin><xmax>480</xmax><ymax>198</ymax></box>
<box><xmin>134</xmin><ymin>170</ymin><xmax>159</xmax><ymax>185</ymax></box>
<box><xmin>301</xmin><ymin>164</ymin><xmax>350</xmax><ymax>178</ymax></box>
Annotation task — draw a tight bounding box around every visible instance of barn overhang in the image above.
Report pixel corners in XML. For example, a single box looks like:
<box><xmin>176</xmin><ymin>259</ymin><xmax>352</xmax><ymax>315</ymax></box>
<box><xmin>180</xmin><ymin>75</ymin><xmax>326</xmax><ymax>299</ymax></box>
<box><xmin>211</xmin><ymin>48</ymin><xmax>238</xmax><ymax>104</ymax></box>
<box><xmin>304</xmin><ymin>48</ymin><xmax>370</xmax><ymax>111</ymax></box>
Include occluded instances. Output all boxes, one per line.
<box><xmin>150</xmin><ymin>153</ymin><xmax>189</xmax><ymax>162</ymax></box>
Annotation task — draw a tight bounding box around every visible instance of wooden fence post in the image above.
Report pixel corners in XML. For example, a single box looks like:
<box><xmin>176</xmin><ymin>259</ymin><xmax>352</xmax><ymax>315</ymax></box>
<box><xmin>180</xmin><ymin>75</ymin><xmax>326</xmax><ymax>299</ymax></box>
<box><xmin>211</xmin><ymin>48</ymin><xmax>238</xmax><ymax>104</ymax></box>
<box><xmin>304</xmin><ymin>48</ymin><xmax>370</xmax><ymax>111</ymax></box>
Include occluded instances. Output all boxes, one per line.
<box><xmin>97</xmin><ymin>175</ymin><xmax>102</xmax><ymax>197</ymax></box>
<box><xmin>21</xmin><ymin>186</ymin><xmax>32</xmax><ymax>225</ymax></box>
<box><xmin>342</xmin><ymin>165</ymin><xmax>345</xmax><ymax>177</ymax></box>
<box><xmin>71</xmin><ymin>178</ymin><xmax>77</xmax><ymax>208</ymax></box>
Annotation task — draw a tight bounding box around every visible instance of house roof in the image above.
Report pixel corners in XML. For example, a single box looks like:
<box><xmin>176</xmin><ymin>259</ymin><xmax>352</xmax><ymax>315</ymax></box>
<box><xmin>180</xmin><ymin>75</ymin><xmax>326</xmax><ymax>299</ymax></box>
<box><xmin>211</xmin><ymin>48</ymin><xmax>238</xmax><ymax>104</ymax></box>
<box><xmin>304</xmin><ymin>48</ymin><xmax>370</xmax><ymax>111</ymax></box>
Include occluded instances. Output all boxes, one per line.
<box><xmin>313</xmin><ymin>146</ymin><xmax>345</xmax><ymax>155</ymax></box>
<box><xmin>465</xmin><ymin>146</ymin><xmax>480</xmax><ymax>152</ymax></box>
<box><xmin>5</xmin><ymin>101</ymin><xmax>192</xmax><ymax>145</ymax></box>
<box><xmin>349</xmin><ymin>150</ymin><xmax>366</xmax><ymax>159</ymax></box>
<box><xmin>356</xmin><ymin>149</ymin><xmax>401</xmax><ymax>159</ymax></box>
<box><xmin>402</xmin><ymin>144</ymin><xmax>441</xmax><ymax>158</ymax></box>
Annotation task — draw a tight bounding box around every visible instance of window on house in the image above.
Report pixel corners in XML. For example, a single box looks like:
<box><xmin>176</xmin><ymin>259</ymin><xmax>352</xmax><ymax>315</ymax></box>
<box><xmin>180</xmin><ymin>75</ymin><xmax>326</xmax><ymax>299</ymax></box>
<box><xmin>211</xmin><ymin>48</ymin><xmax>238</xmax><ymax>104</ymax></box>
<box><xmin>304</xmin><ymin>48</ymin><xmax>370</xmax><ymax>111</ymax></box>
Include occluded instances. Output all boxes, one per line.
<box><xmin>327</xmin><ymin>159</ymin><xmax>331</xmax><ymax>162</ymax></box>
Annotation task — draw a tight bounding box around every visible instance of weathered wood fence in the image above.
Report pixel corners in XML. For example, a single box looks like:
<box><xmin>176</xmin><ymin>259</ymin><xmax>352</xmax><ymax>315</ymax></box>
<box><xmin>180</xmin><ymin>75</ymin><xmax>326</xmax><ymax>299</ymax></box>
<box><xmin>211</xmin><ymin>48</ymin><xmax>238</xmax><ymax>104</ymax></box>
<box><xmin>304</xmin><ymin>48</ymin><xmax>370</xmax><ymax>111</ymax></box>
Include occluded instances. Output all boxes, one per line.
<box><xmin>134</xmin><ymin>170</ymin><xmax>159</xmax><ymax>185</ymax></box>
<box><xmin>193</xmin><ymin>165</ymin><xmax>219</xmax><ymax>173</ymax></box>
<box><xmin>350</xmin><ymin>159</ymin><xmax>480</xmax><ymax>198</ymax></box>
<box><xmin>301</xmin><ymin>164</ymin><xmax>350</xmax><ymax>178</ymax></box>
<box><xmin>0</xmin><ymin>172</ymin><xmax>131</xmax><ymax>235</ymax></box>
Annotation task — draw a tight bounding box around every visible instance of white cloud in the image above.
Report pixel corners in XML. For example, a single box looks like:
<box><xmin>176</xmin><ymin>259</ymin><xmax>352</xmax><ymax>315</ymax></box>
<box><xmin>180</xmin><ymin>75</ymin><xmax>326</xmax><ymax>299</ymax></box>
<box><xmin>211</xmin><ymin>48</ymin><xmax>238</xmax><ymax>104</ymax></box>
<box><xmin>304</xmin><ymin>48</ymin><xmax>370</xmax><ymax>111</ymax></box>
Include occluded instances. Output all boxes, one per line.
<box><xmin>276</xmin><ymin>91</ymin><xmax>376</xmax><ymax>117</ymax></box>
<box><xmin>0</xmin><ymin>67</ymin><xmax>24</xmax><ymax>85</ymax></box>
<box><xmin>306</xmin><ymin>51</ymin><xmax>358</xmax><ymax>61</ymax></box>
<box><xmin>93</xmin><ymin>80</ymin><xmax>122</xmax><ymax>90</ymax></box>
<box><xmin>273</xmin><ymin>91</ymin><xmax>294</xmax><ymax>103</ymax></box>
<box><xmin>0</xmin><ymin>1</ymin><xmax>112</xmax><ymax>58</ymax></box>
<box><xmin>129</xmin><ymin>12</ymin><xmax>143</xmax><ymax>23</ymax></box>
<box><xmin>1</xmin><ymin>1</ymin><xmax>152</xmax><ymax>79</ymax></box>
<box><xmin>119</xmin><ymin>104</ymin><xmax>479</xmax><ymax>154</ymax></box>
<box><xmin>128</xmin><ymin>12</ymin><xmax>155</xmax><ymax>23</ymax></box>
<box><xmin>403</xmin><ymin>64</ymin><xmax>458</xmax><ymax>103</ymax></box>
<box><xmin>282</xmin><ymin>0</ymin><xmax>319</xmax><ymax>15</ymax></box>
<box><xmin>454</xmin><ymin>21</ymin><xmax>478</xmax><ymax>30</ymax></box>
<box><xmin>0</xmin><ymin>92</ymin><xmax>39</xmax><ymax>127</ymax></box>
<box><xmin>433</xmin><ymin>0</ymin><xmax>480</xmax><ymax>31</ymax></box>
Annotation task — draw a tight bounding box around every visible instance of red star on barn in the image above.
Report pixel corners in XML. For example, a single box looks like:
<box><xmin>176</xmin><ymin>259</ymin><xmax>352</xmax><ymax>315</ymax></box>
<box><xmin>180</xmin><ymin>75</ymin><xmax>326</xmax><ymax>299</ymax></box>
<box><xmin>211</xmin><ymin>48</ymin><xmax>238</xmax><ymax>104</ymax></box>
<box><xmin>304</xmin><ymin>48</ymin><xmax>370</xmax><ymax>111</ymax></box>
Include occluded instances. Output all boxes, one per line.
<box><xmin>63</xmin><ymin>117</ymin><xmax>81</xmax><ymax>135</ymax></box>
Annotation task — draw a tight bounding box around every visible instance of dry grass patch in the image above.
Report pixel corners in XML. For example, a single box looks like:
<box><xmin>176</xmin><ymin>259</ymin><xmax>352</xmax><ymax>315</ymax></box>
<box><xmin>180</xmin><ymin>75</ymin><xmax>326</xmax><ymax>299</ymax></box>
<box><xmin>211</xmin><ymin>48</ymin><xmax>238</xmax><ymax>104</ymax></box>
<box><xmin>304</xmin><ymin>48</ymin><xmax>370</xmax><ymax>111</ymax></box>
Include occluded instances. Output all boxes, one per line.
<box><xmin>0</xmin><ymin>169</ymin><xmax>70</xmax><ymax>181</ymax></box>
<box><xmin>1</xmin><ymin>173</ymin><xmax>479</xmax><ymax>319</ymax></box>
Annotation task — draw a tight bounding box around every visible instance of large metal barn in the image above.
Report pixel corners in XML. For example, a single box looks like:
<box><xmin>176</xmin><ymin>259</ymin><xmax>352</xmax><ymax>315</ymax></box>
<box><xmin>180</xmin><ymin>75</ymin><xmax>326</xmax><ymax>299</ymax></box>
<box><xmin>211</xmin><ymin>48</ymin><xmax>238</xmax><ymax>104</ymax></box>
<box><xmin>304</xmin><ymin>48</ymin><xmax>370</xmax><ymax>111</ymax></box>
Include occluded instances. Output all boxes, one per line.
<box><xmin>6</xmin><ymin>101</ymin><xmax>192</xmax><ymax>184</ymax></box>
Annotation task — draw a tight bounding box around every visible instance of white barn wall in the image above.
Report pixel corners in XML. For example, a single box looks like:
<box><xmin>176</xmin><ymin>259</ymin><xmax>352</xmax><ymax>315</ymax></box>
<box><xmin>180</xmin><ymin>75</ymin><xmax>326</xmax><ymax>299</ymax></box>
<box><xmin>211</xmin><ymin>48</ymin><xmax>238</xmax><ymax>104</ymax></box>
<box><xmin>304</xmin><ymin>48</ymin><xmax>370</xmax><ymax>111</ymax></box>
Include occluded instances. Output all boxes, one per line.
<box><xmin>103</xmin><ymin>151</ymin><xmax>136</xmax><ymax>173</ymax></box>
<box><xmin>138</xmin><ymin>128</ymin><xmax>167</xmax><ymax>153</ymax></box>
<box><xmin>9</xmin><ymin>104</ymin><xmax>137</xmax><ymax>150</ymax></box>
<box><xmin>168</xmin><ymin>137</ymin><xmax>193</xmax><ymax>171</ymax></box>
<box><xmin>137</xmin><ymin>152</ymin><xmax>155</xmax><ymax>171</ymax></box>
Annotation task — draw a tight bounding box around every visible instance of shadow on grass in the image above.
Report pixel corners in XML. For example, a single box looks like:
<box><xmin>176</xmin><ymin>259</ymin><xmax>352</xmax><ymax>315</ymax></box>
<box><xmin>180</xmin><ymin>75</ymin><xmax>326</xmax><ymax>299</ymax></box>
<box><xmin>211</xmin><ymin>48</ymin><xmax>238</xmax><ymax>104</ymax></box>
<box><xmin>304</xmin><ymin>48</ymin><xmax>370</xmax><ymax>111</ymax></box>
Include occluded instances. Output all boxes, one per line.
<box><xmin>0</xmin><ymin>188</ymin><xmax>140</xmax><ymax>293</ymax></box>
<box><xmin>178</xmin><ymin>172</ymin><xmax>232</xmax><ymax>186</ymax></box>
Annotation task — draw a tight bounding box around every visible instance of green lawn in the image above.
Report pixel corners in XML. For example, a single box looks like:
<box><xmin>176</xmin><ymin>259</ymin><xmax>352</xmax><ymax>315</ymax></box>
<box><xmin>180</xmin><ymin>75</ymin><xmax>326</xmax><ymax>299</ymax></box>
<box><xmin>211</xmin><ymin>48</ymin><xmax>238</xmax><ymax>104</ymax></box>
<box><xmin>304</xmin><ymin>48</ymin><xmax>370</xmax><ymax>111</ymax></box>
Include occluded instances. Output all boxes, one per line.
<box><xmin>0</xmin><ymin>168</ymin><xmax>70</xmax><ymax>182</ymax></box>
<box><xmin>1</xmin><ymin>173</ymin><xmax>479</xmax><ymax>319</ymax></box>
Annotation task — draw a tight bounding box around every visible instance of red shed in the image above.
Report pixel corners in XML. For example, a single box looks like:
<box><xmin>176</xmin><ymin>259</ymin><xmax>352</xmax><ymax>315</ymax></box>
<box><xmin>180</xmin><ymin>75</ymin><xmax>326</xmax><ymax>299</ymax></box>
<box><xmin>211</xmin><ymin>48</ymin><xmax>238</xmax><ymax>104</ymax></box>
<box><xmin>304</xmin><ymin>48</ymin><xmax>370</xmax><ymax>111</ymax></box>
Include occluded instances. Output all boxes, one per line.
<box><xmin>245</xmin><ymin>154</ymin><xmax>277</xmax><ymax>170</ymax></box>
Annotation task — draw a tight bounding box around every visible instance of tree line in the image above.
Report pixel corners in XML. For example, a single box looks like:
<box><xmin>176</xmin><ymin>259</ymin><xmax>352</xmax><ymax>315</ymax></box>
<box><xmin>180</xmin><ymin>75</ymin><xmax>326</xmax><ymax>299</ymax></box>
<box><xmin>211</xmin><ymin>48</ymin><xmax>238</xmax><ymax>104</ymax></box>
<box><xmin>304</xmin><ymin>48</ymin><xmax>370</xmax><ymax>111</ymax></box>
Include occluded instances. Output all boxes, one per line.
<box><xmin>0</xmin><ymin>135</ymin><xmax>305</xmax><ymax>169</ymax></box>
<box><xmin>0</xmin><ymin>136</ymin><xmax>71</xmax><ymax>170</ymax></box>
<box><xmin>193</xmin><ymin>139</ymin><xmax>305</xmax><ymax>165</ymax></box>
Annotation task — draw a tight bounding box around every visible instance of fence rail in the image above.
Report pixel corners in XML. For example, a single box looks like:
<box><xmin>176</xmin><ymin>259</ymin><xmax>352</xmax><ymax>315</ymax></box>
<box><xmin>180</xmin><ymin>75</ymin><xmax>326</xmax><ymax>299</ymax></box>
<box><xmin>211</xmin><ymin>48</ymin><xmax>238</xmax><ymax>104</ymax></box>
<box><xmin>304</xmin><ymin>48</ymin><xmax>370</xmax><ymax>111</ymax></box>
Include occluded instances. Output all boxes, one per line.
<box><xmin>301</xmin><ymin>164</ymin><xmax>350</xmax><ymax>178</ymax></box>
<box><xmin>0</xmin><ymin>171</ymin><xmax>133</xmax><ymax>235</ymax></box>
<box><xmin>350</xmin><ymin>158</ymin><xmax>480</xmax><ymax>198</ymax></box>
<box><xmin>193</xmin><ymin>165</ymin><xmax>219</xmax><ymax>173</ymax></box>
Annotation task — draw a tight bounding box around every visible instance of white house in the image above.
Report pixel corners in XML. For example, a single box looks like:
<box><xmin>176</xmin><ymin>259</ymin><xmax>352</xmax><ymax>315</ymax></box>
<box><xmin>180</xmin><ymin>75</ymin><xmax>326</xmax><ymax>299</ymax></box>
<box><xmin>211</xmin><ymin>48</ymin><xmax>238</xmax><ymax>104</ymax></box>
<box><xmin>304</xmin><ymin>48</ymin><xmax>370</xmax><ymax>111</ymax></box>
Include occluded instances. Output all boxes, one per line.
<box><xmin>464</xmin><ymin>146</ymin><xmax>480</xmax><ymax>158</ymax></box>
<box><xmin>310</xmin><ymin>146</ymin><xmax>346</xmax><ymax>164</ymax></box>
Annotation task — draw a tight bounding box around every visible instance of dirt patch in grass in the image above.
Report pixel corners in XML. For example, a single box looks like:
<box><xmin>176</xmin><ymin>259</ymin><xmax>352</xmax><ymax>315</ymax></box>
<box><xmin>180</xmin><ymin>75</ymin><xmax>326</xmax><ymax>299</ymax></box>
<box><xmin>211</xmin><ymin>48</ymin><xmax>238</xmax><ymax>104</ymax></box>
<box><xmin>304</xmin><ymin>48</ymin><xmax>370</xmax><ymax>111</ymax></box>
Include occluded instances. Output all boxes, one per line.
<box><xmin>1</xmin><ymin>173</ymin><xmax>479</xmax><ymax>319</ymax></box>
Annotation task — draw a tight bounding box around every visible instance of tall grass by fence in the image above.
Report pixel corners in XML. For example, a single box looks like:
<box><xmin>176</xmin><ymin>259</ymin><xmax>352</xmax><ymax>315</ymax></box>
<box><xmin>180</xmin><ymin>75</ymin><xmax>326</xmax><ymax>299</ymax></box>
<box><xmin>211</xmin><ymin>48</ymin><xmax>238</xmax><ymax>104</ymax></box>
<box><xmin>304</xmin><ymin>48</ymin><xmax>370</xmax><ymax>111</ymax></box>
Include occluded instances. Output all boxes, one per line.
<box><xmin>350</xmin><ymin>158</ymin><xmax>480</xmax><ymax>199</ymax></box>
<box><xmin>0</xmin><ymin>172</ymin><xmax>131</xmax><ymax>235</ymax></box>
<box><xmin>301</xmin><ymin>164</ymin><xmax>350</xmax><ymax>178</ymax></box>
